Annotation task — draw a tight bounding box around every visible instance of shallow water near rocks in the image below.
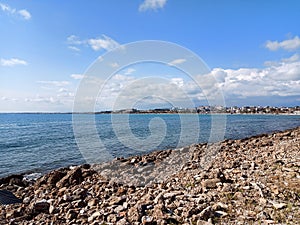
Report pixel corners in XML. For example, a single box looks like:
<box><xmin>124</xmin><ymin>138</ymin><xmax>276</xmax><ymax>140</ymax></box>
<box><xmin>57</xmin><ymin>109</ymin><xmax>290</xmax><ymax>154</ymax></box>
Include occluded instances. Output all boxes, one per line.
<box><xmin>0</xmin><ymin>113</ymin><xmax>299</xmax><ymax>178</ymax></box>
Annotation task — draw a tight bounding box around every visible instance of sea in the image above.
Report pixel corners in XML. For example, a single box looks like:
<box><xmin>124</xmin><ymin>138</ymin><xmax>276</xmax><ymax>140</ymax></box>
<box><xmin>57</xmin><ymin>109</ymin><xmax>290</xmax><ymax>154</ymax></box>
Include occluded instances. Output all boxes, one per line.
<box><xmin>0</xmin><ymin>113</ymin><xmax>300</xmax><ymax>178</ymax></box>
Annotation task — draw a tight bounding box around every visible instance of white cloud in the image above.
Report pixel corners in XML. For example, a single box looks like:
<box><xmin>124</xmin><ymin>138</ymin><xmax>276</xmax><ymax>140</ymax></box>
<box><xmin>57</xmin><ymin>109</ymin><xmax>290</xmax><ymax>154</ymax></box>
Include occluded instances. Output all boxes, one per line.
<box><xmin>205</xmin><ymin>60</ymin><xmax>300</xmax><ymax>98</ymax></box>
<box><xmin>57</xmin><ymin>88</ymin><xmax>74</xmax><ymax>98</ymax></box>
<box><xmin>94</xmin><ymin>55</ymin><xmax>300</xmax><ymax>110</ymax></box>
<box><xmin>0</xmin><ymin>58</ymin><xmax>28</xmax><ymax>66</ymax></box>
<box><xmin>25</xmin><ymin>96</ymin><xmax>57</xmax><ymax>104</ymax></box>
<box><xmin>282</xmin><ymin>53</ymin><xmax>299</xmax><ymax>62</ymax></box>
<box><xmin>265</xmin><ymin>36</ymin><xmax>300</xmax><ymax>51</ymax></box>
<box><xmin>68</xmin><ymin>46</ymin><xmax>80</xmax><ymax>52</ymax></box>
<box><xmin>67</xmin><ymin>34</ymin><xmax>120</xmax><ymax>52</ymax></box>
<box><xmin>110</xmin><ymin>62</ymin><xmax>119</xmax><ymax>68</ymax></box>
<box><xmin>87</xmin><ymin>35</ymin><xmax>120</xmax><ymax>51</ymax></box>
<box><xmin>0</xmin><ymin>96</ymin><xmax>18</xmax><ymax>102</ymax></box>
<box><xmin>67</xmin><ymin>35</ymin><xmax>83</xmax><ymax>45</ymax></box>
<box><xmin>37</xmin><ymin>81</ymin><xmax>70</xmax><ymax>87</ymax></box>
<box><xmin>170</xmin><ymin>78</ymin><xmax>184</xmax><ymax>87</ymax></box>
<box><xmin>18</xmin><ymin>9</ymin><xmax>31</xmax><ymax>20</ymax></box>
<box><xmin>168</xmin><ymin>58</ymin><xmax>186</xmax><ymax>66</ymax></box>
<box><xmin>124</xmin><ymin>68</ymin><xmax>136</xmax><ymax>75</ymax></box>
<box><xmin>70</xmin><ymin>74</ymin><xmax>84</xmax><ymax>80</ymax></box>
<box><xmin>139</xmin><ymin>0</ymin><xmax>167</xmax><ymax>12</ymax></box>
<box><xmin>0</xmin><ymin>3</ymin><xmax>31</xmax><ymax>20</ymax></box>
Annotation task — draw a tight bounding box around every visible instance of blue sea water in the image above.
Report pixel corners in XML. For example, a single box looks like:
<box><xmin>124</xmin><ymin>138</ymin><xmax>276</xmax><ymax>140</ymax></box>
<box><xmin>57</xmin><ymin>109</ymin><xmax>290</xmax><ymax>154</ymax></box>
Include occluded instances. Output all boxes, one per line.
<box><xmin>0</xmin><ymin>113</ymin><xmax>300</xmax><ymax>178</ymax></box>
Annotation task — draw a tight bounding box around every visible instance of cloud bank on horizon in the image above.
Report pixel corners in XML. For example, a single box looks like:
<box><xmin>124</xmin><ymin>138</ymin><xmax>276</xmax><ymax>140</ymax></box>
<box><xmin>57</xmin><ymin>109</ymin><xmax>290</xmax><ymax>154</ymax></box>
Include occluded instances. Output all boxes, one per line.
<box><xmin>0</xmin><ymin>0</ymin><xmax>299</xmax><ymax>111</ymax></box>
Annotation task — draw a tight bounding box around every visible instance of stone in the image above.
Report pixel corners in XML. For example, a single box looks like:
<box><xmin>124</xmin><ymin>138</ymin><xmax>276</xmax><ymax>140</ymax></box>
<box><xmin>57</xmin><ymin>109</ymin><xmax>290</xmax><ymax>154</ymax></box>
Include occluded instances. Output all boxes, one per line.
<box><xmin>48</xmin><ymin>170</ymin><xmax>66</xmax><ymax>186</ymax></box>
<box><xmin>88</xmin><ymin>199</ymin><xmax>98</xmax><ymax>207</ymax></box>
<box><xmin>215</xmin><ymin>210</ymin><xmax>228</xmax><ymax>217</ymax></box>
<box><xmin>56</xmin><ymin>167</ymin><xmax>82</xmax><ymax>188</ymax></box>
<box><xmin>202</xmin><ymin>178</ymin><xmax>221</xmax><ymax>189</ymax></box>
<box><xmin>23</xmin><ymin>196</ymin><xmax>31</xmax><ymax>204</ymax></box>
<box><xmin>199</xmin><ymin>206</ymin><xmax>214</xmax><ymax>220</ymax></box>
<box><xmin>117</xmin><ymin>218</ymin><xmax>129</xmax><ymax>225</ymax></box>
<box><xmin>163</xmin><ymin>191</ymin><xmax>182</xmax><ymax>199</ymax></box>
<box><xmin>270</xmin><ymin>185</ymin><xmax>279</xmax><ymax>195</ymax></box>
<box><xmin>49</xmin><ymin>205</ymin><xmax>58</xmax><ymax>214</ymax></box>
<box><xmin>271</xmin><ymin>202</ymin><xmax>287</xmax><ymax>210</ymax></box>
<box><xmin>66</xmin><ymin>209</ymin><xmax>77</xmax><ymax>220</ymax></box>
<box><xmin>212</xmin><ymin>202</ymin><xmax>228</xmax><ymax>211</ymax></box>
<box><xmin>6</xmin><ymin>209</ymin><xmax>17</xmax><ymax>218</ymax></box>
<box><xmin>141</xmin><ymin>215</ymin><xmax>154</xmax><ymax>224</ymax></box>
<box><xmin>63</xmin><ymin>194</ymin><xmax>73</xmax><ymax>202</ymax></box>
<box><xmin>109</xmin><ymin>196</ymin><xmax>123</xmax><ymax>205</ymax></box>
<box><xmin>114</xmin><ymin>205</ymin><xmax>124</xmax><ymax>213</ymax></box>
<box><xmin>107</xmin><ymin>213</ymin><xmax>117</xmax><ymax>222</ymax></box>
<box><xmin>197</xmin><ymin>220</ymin><xmax>212</xmax><ymax>225</ymax></box>
<box><xmin>88</xmin><ymin>211</ymin><xmax>101</xmax><ymax>222</ymax></box>
<box><xmin>33</xmin><ymin>200</ymin><xmax>50</xmax><ymax>213</ymax></box>
<box><xmin>127</xmin><ymin>206</ymin><xmax>140</xmax><ymax>222</ymax></box>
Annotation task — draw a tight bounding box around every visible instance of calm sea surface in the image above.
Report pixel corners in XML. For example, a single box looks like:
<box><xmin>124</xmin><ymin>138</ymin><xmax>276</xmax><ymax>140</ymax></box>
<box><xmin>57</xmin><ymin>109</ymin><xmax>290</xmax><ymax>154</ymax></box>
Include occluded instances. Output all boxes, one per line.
<box><xmin>0</xmin><ymin>113</ymin><xmax>300</xmax><ymax>178</ymax></box>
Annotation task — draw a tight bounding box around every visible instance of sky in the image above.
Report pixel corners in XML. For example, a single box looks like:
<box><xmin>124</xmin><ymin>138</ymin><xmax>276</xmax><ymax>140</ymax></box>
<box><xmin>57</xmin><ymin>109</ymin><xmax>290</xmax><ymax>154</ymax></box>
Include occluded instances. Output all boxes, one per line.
<box><xmin>0</xmin><ymin>0</ymin><xmax>300</xmax><ymax>112</ymax></box>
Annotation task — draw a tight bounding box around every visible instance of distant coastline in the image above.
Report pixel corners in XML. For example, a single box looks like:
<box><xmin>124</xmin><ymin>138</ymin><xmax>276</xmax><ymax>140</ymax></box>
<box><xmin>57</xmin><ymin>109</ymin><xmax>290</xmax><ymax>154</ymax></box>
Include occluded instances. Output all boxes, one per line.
<box><xmin>1</xmin><ymin>105</ymin><xmax>300</xmax><ymax>115</ymax></box>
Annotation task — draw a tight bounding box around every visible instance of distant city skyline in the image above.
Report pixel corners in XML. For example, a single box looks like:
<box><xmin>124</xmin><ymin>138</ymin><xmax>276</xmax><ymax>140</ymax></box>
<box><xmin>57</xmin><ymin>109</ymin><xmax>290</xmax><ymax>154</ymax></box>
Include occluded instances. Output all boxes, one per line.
<box><xmin>1</xmin><ymin>1</ymin><xmax>300</xmax><ymax>112</ymax></box>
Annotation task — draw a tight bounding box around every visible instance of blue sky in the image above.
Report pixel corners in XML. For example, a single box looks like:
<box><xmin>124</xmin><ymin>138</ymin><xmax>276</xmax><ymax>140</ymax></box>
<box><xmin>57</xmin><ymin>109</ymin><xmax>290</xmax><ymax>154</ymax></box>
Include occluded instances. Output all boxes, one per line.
<box><xmin>0</xmin><ymin>0</ymin><xmax>300</xmax><ymax>112</ymax></box>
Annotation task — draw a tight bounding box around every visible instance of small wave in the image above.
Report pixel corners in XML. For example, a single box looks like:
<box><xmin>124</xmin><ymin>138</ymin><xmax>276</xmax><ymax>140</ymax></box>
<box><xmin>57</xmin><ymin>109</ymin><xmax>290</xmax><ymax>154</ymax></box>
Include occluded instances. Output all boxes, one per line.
<box><xmin>23</xmin><ymin>172</ymin><xmax>42</xmax><ymax>181</ymax></box>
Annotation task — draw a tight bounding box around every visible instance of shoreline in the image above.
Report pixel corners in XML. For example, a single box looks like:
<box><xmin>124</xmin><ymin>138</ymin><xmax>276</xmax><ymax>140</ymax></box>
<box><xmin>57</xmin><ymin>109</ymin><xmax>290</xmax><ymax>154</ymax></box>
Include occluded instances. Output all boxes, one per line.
<box><xmin>1</xmin><ymin>123</ymin><xmax>300</xmax><ymax>180</ymax></box>
<box><xmin>1</xmin><ymin>112</ymin><xmax>300</xmax><ymax>115</ymax></box>
<box><xmin>0</xmin><ymin>126</ymin><xmax>299</xmax><ymax>224</ymax></box>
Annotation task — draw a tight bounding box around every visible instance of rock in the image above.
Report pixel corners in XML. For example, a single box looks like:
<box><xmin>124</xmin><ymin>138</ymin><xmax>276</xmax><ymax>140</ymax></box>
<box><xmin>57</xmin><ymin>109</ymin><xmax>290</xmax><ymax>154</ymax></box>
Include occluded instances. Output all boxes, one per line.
<box><xmin>212</xmin><ymin>202</ymin><xmax>228</xmax><ymax>211</ymax></box>
<box><xmin>271</xmin><ymin>201</ymin><xmax>287</xmax><ymax>209</ymax></box>
<box><xmin>141</xmin><ymin>215</ymin><xmax>154</xmax><ymax>224</ymax></box>
<box><xmin>73</xmin><ymin>199</ymin><xmax>86</xmax><ymax>207</ymax></box>
<box><xmin>107</xmin><ymin>213</ymin><xmax>117</xmax><ymax>222</ymax></box>
<box><xmin>49</xmin><ymin>205</ymin><xmax>58</xmax><ymax>214</ymax></box>
<box><xmin>33</xmin><ymin>200</ymin><xmax>50</xmax><ymax>213</ymax></box>
<box><xmin>233</xmin><ymin>192</ymin><xmax>243</xmax><ymax>200</ymax></box>
<box><xmin>48</xmin><ymin>170</ymin><xmax>66</xmax><ymax>187</ymax></box>
<box><xmin>197</xmin><ymin>220</ymin><xmax>212</xmax><ymax>225</ymax></box>
<box><xmin>202</xmin><ymin>178</ymin><xmax>221</xmax><ymax>189</ymax></box>
<box><xmin>88</xmin><ymin>211</ymin><xmax>101</xmax><ymax>222</ymax></box>
<box><xmin>127</xmin><ymin>206</ymin><xmax>140</xmax><ymax>222</ymax></box>
<box><xmin>215</xmin><ymin>210</ymin><xmax>228</xmax><ymax>217</ymax></box>
<box><xmin>88</xmin><ymin>199</ymin><xmax>98</xmax><ymax>207</ymax></box>
<box><xmin>56</xmin><ymin>167</ymin><xmax>82</xmax><ymax>188</ymax></box>
<box><xmin>63</xmin><ymin>194</ymin><xmax>73</xmax><ymax>202</ymax></box>
<box><xmin>270</xmin><ymin>185</ymin><xmax>279</xmax><ymax>195</ymax></box>
<box><xmin>66</xmin><ymin>209</ymin><xmax>77</xmax><ymax>220</ymax></box>
<box><xmin>199</xmin><ymin>206</ymin><xmax>214</xmax><ymax>220</ymax></box>
<box><xmin>109</xmin><ymin>196</ymin><xmax>123</xmax><ymax>206</ymax></box>
<box><xmin>117</xmin><ymin>218</ymin><xmax>129</xmax><ymax>225</ymax></box>
<box><xmin>114</xmin><ymin>205</ymin><xmax>124</xmax><ymax>213</ymax></box>
<box><xmin>163</xmin><ymin>191</ymin><xmax>182</xmax><ymax>199</ymax></box>
<box><xmin>152</xmin><ymin>204</ymin><xmax>165</xmax><ymax>219</ymax></box>
<box><xmin>23</xmin><ymin>196</ymin><xmax>31</xmax><ymax>204</ymax></box>
<box><xmin>9</xmin><ymin>177</ymin><xmax>24</xmax><ymax>187</ymax></box>
<box><xmin>6</xmin><ymin>209</ymin><xmax>17</xmax><ymax>218</ymax></box>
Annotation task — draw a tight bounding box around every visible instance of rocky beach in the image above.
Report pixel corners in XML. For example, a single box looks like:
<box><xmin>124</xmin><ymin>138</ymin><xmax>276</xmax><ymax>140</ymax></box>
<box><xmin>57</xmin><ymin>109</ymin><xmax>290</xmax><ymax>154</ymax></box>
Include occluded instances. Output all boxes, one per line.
<box><xmin>0</xmin><ymin>126</ymin><xmax>299</xmax><ymax>224</ymax></box>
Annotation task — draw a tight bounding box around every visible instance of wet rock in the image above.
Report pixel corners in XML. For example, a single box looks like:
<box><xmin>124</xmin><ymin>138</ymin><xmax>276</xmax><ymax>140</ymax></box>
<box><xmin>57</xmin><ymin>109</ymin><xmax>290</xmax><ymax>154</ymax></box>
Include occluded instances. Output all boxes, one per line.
<box><xmin>56</xmin><ymin>167</ymin><xmax>82</xmax><ymax>188</ymax></box>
